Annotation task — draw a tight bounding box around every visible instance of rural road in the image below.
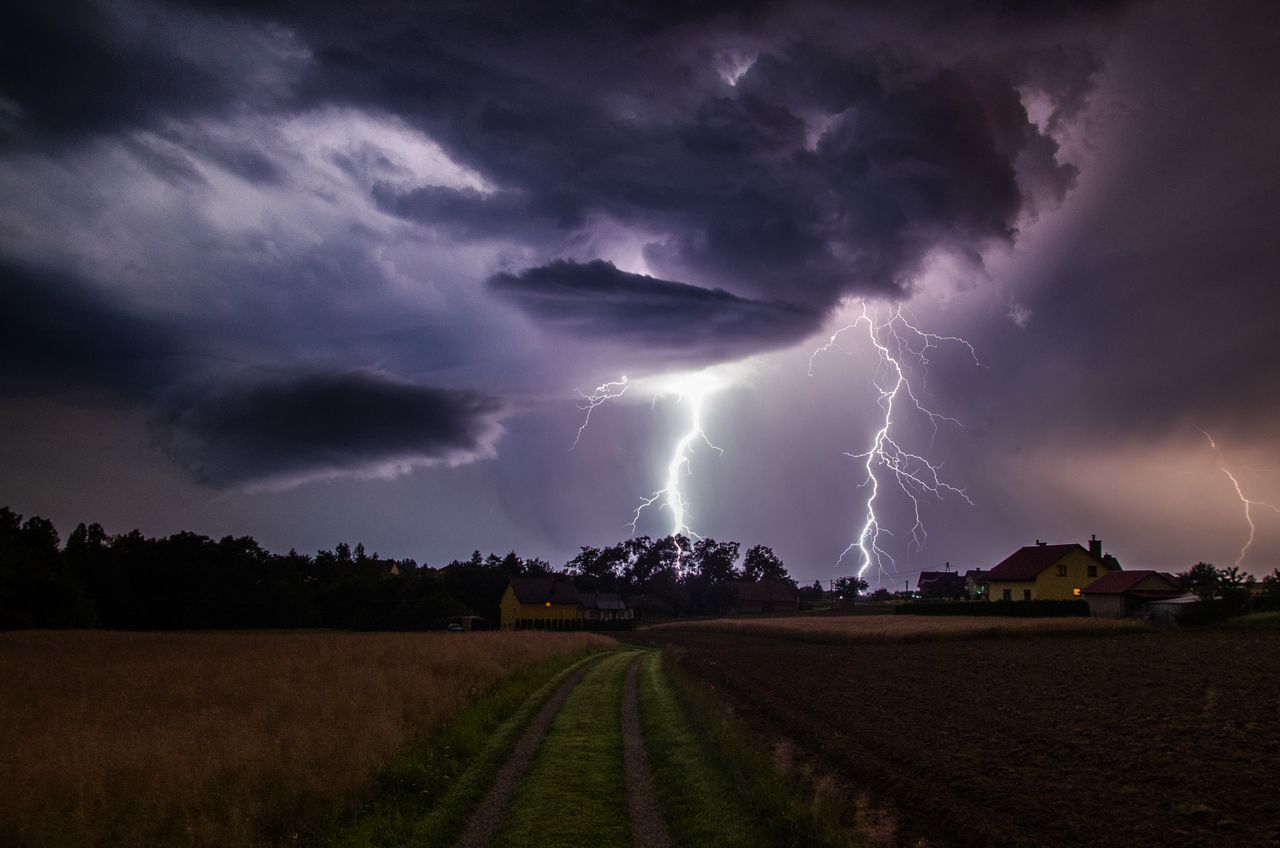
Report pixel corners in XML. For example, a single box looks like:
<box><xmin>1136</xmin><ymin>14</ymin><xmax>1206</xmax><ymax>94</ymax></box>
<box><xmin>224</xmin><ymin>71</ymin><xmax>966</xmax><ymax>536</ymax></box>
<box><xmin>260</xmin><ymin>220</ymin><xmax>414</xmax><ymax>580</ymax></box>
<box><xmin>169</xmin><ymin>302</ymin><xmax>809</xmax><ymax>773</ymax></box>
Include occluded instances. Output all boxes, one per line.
<box><xmin>622</xmin><ymin>656</ymin><xmax>673</xmax><ymax>848</ymax></box>
<box><xmin>453</xmin><ymin>650</ymin><xmax>673</xmax><ymax>848</ymax></box>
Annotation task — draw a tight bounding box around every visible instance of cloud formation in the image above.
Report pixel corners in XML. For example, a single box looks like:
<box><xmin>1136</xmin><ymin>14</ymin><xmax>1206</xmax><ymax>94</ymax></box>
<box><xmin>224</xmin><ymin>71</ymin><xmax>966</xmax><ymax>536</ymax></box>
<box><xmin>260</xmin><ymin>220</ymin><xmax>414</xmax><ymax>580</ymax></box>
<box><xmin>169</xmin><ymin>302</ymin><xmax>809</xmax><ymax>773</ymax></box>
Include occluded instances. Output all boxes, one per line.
<box><xmin>489</xmin><ymin>259</ymin><xmax>820</xmax><ymax>368</ymax></box>
<box><xmin>152</xmin><ymin>371</ymin><xmax>504</xmax><ymax>488</ymax></box>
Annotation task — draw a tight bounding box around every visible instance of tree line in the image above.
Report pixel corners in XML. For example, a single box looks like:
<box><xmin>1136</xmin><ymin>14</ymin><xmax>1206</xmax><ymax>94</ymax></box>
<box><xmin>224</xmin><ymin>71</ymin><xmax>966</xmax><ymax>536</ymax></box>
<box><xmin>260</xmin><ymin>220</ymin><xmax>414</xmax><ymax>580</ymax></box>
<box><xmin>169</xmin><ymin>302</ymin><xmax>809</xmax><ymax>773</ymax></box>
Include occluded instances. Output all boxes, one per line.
<box><xmin>0</xmin><ymin>507</ymin><xmax>795</xmax><ymax>630</ymax></box>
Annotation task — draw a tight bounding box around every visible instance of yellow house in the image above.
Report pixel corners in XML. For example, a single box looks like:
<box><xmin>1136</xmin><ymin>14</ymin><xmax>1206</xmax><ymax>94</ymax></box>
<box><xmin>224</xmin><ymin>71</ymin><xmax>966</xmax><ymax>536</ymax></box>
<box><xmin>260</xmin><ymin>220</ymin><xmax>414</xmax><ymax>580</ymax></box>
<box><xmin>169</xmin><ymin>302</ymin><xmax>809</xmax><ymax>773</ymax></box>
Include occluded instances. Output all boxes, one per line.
<box><xmin>984</xmin><ymin>538</ymin><xmax>1116</xmax><ymax>601</ymax></box>
<box><xmin>499</xmin><ymin>576</ymin><xmax>582</xmax><ymax>629</ymax></box>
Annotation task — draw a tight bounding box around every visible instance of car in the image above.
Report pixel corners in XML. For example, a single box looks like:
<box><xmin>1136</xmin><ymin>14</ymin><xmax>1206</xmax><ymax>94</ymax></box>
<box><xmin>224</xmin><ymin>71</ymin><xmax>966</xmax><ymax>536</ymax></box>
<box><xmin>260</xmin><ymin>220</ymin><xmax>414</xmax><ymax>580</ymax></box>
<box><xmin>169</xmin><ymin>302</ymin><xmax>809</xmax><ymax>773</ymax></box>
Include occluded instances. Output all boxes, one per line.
<box><xmin>446</xmin><ymin>623</ymin><xmax>464</xmax><ymax>632</ymax></box>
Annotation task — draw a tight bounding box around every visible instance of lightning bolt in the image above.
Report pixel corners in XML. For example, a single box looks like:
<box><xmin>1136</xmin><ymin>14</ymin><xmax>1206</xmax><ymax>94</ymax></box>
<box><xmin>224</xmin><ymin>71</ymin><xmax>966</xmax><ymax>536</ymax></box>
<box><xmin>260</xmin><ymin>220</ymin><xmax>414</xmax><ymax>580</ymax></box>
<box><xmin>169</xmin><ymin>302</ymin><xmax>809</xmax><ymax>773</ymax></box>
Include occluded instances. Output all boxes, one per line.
<box><xmin>811</xmin><ymin>301</ymin><xmax>979</xmax><ymax>581</ymax></box>
<box><xmin>1200</xmin><ymin>428</ymin><xmax>1280</xmax><ymax>566</ymax></box>
<box><xmin>571</xmin><ymin>370</ymin><xmax>725</xmax><ymax>569</ymax></box>
<box><xmin>629</xmin><ymin>379</ymin><xmax>724</xmax><ymax>569</ymax></box>
<box><xmin>572</xmin><ymin>375</ymin><xmax>629</xmax><ymax>449</ymax></box>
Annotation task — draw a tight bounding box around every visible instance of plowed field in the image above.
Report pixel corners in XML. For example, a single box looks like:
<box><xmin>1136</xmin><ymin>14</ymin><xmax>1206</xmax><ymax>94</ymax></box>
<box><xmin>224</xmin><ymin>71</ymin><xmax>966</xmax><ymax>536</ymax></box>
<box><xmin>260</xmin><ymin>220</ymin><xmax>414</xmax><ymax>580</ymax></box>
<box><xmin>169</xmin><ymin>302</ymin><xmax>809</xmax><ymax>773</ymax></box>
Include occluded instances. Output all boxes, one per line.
<box><xmin>635</xmin><ymin>626</ymin><xmax>1280</xmax><ymax>848</ymax></box>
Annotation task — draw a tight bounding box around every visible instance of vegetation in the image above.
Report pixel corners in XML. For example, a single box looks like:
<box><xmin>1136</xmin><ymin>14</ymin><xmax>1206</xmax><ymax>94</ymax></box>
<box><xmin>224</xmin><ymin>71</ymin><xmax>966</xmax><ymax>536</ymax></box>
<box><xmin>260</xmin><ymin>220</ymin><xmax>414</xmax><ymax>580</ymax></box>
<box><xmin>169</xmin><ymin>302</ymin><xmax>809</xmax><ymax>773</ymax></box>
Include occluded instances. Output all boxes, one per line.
<box><xmin>894</xmin><ymin>599</ymin><xmax>1090</xmax><ymax>617</ymax></box>
<box><xmin>0</xmin><ymin>630</ymin><xmax>610</xmax><ymax>848</ymax></box>
<box><xmin>495</xmin><ymin>652</ymin><xmax>636</xmax><ymax>848</ymax></box>
<box><xmin>639</xmin><ymin>650</ymin><xmax>850</xmax><ymax>848</ymax></box>
<box><xmin>329</xmin><ymin>649</ymin><xmax>605</xmax><ymax>848</ymax></box>
<box><xmin>0</xmin><ymin>507</ymin><xmax>795</xmax><ymax>630</ymax></box>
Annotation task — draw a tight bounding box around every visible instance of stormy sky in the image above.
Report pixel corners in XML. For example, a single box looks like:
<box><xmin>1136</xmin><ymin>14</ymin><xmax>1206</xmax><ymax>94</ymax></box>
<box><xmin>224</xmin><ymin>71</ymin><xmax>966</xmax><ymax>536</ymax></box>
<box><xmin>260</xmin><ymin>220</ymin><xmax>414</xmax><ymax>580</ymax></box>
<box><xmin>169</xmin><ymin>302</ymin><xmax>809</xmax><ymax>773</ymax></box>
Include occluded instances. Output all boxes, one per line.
<box><xmin>3</xmin><ymin>0</ymin><xmax>1279</xmax><ymax>579</ymax></box>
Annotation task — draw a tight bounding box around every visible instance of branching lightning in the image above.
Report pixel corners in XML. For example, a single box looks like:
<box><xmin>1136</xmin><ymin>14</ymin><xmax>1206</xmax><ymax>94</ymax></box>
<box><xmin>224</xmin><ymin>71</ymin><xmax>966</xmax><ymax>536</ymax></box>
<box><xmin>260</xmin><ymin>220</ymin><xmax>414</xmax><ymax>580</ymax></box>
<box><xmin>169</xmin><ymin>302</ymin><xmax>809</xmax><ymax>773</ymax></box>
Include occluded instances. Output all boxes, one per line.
<box><xmin>573</xmin><ymin>370</ymin><xmax>726</xmax><ymax>569</ymax></box>
<box><xmin>1200</xmin><ymin>428</ymin><xmax>1280</xmax><ymax>566</ymax></box>
<box><xmin>810</xmin><ymin>302</ymin><xmax>980</xmax><ymax>581</ymax></box>
<box><xmin>572</xmin><ymin>376</ymin><xmax>629</xmax><ymax>449</ymax></box>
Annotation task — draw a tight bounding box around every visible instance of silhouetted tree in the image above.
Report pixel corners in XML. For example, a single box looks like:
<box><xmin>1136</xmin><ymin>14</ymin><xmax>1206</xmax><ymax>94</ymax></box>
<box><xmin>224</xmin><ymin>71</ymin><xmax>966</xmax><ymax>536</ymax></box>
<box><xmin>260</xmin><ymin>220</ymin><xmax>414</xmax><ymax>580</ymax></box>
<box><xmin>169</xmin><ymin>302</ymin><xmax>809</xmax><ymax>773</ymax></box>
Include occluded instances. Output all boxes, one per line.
<box><xmin>742</xmin><ymin>544</ymin><xmax>791</xmax><ymax>584</ymax></box>
<box><xmin>1178</xmin><ymin>562</ymin><xmax>1220</xmax><ymax>599</ymax></box>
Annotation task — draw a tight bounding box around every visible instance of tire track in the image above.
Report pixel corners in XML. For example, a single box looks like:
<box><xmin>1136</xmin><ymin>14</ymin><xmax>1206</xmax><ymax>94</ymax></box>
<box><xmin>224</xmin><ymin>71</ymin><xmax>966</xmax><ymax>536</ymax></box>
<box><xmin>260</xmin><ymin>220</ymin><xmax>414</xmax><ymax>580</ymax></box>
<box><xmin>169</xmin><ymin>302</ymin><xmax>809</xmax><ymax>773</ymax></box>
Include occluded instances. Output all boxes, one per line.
<box><xmin>453</xmin><ymin>656</ymin><xmax>602</xmax><ymax>848</ymax></box>
<box><xmin>622</xmin><ymin>655</ymin><xmax>672</xmax><ymax>848</ymax></box>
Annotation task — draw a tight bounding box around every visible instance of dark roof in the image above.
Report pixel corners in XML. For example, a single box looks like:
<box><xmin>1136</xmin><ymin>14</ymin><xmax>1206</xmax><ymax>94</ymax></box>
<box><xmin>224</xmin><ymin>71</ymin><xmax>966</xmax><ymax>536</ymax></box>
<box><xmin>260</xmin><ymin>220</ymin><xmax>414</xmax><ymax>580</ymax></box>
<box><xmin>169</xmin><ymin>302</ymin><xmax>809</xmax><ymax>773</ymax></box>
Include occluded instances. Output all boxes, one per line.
<box><xmin>987</xmin><ymin>543</ymin><xmax>1107</xmax><ymax>582</ymax></box>
<box><xmin>917</xmin><ymin>571</ymin><xmax>966</xmax><ymax>592</ymax></box>
<box><xmin>729</xmin><ymin>580</ymin><xmax>799</xmax><ymax>603</ymax></box>
<box><xmin>963</xmin><ymin>569</ymin><xmax>987</xmax><ymax>580</ymax></box>
<box><xmin>580</xmin><ymin>592</ymin><xmax>626</xmax><ymax>611</ymax></box>
<box><xmin>626</xmin><ymin>594</ymin><xmax>675</xmax><ymax>614</ymax></box>
<box><xmin>1083</xmin><ymin>570</ymin><xmax>1181</xmax><ymax>595</ymax></box>
<box><xmin>508</xmin><ymin>576</ymin><xmax>581</xmax><ymax>605</ymax></box>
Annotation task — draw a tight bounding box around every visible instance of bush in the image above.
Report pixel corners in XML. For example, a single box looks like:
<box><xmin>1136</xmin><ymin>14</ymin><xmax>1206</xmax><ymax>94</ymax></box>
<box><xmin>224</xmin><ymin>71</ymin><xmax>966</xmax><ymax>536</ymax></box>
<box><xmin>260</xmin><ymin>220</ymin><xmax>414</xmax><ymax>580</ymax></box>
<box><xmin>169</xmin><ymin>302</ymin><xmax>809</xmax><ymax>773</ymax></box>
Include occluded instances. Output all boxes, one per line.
<box><xmin>895</xmin><ymin>600</ymin><xmax>1089</xmax><ymax>617</ymax></box>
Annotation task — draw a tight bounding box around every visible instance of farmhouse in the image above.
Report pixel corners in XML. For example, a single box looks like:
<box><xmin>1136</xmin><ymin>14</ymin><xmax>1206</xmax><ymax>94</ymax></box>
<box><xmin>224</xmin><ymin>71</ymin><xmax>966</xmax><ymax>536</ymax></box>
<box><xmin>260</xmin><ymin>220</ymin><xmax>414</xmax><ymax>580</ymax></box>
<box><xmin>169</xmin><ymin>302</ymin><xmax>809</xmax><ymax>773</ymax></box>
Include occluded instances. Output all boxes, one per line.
<box><xmin>917</xmin><ymin>567</ymin><xmax>966</xmax><ymax>599</ymax></box>
<box><xmin>728</xmin><ymin>580</ymin><xmax>800</xmax><ymax>613</ymax></box>
<box><xmin>499</xmin><ymin>576</ymin><xmax>582</xmax><ymax>629</ymax></box>
<box><xmin>1082</xmin><ymin>570</ymin><xmax>1186</xmax><ymax>618</ymax></box>
<box><xmin>985</xmin><ymin>536</ymin><xmax>1117</xmax><ymax>601</ymax></box>
<box><xmin>579</xmin><ymin>592</ymin><xmax>634</xmax><ymax>624</ymax></box>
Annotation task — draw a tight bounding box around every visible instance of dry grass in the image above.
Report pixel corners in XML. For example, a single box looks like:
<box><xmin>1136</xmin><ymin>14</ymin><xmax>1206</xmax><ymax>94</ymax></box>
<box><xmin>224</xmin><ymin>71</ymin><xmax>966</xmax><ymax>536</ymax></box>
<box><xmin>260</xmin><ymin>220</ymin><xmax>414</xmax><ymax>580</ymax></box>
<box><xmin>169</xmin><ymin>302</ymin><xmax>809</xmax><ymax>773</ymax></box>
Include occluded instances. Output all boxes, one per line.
<box><xmin>649</xmin><ymin>614</ymin><xmax>1145</xmax><ymax>643</ymax></box>
<box><xmin>0</xmin><ymin>629</ymin><xmax>612</xmax><ymax>848</ymax></box>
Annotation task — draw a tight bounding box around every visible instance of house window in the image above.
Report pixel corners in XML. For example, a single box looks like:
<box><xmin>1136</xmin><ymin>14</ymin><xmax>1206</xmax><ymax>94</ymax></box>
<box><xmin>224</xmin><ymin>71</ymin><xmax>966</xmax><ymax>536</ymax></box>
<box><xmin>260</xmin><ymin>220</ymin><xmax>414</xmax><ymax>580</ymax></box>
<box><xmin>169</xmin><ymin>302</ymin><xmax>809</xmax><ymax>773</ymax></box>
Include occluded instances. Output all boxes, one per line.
<box><xmin>1088</xmin><ymin>565</ymin><xmax>1098</xmax><ymax>578</ymax></box>
<box><xmin>1003</xmin><ymin>589</ymin><xmax>1012</xmax><ymax>601</ymax></box>
<box><xmin>1023</xmin><ymin>589</ymin><xmax>1032</xmax><ymax>601</ymax></box>
<box><xmin>1057</xmin><ymin>564</ymin><xmax>1067</xmax><ymax>577</ymax></box>
<box><xmin>1073</xmin><ymin>588</ymin><xmax>1082</xmax><ymax>597</ymax></box>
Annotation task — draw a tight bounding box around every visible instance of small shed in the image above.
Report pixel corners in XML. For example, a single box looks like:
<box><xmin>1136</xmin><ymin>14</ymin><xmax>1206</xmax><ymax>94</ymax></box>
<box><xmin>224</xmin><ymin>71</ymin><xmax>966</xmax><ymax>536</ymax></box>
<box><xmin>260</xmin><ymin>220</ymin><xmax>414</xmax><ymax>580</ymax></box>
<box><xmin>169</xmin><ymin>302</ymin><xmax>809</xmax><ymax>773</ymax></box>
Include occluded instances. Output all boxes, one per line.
<box><xmin>1082</xmin><ymin>570</ymin><xmax>1184</xmax><ymax>618</ymax></box>
<box><xmin>1145</xmin><ymin>593</ymin><xmax>1202</xmax><ymax>625</ymax></box>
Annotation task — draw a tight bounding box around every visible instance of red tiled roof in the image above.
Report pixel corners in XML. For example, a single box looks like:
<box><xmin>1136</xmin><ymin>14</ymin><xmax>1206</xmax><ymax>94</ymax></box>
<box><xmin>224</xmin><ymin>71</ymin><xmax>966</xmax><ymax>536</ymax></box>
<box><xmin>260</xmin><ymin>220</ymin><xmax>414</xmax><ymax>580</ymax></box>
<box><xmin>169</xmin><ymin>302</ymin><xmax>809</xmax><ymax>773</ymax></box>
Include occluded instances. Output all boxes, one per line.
<box><xmin>986</xmin><ymin>543</ymin><xmax>1098</xmax><ymax>581</ymax></box>
<box><xmin>1082</xmin><ymin>570</ymin><xmax>1180</xmax><ymax>595</ymax></box>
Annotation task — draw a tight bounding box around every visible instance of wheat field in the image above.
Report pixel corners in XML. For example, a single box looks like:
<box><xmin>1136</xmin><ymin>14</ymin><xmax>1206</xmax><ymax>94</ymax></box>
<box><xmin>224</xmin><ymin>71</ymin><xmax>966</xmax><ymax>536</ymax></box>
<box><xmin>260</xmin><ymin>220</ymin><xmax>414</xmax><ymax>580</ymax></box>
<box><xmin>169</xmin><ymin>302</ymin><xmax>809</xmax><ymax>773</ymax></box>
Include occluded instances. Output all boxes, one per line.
<box><xmin>0</xmin><ymin>630</ymin><xmax>611</xmax><ymax>847</ymax></box>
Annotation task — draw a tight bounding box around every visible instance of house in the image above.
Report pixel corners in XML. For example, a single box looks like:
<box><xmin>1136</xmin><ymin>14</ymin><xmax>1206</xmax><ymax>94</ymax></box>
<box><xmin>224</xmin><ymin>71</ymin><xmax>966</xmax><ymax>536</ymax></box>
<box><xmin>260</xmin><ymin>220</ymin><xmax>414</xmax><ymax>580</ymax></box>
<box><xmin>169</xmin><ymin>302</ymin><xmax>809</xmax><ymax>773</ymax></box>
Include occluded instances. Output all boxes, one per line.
<box><xmin>1082</xmin><ymin>570</ymin><xmax>1186</xmax><ymax>618</ymax></box>
<box><xmin>985</xmin><ymin>536</ymin><xmax>1117</xmax><ymax>601</ymax></box>
<box><xmin>964</xmin><ymin>569</ymin><xmax>988</xmax><ymax>600</ymax></box>
<box><xmin>728</xmin><ymin>580</ymin><xmax>800</xmax><ymax>613</ymax></box>
<box><xmin>499</xmin><ymin>576</ymin><xmax>582</xmax><ymax>629</ymax></box>
<box><xmin>626</xmin><ymin>594</ymin><xmax>675</xmax><ymax>620</ymax></box>
<box><xmin>579</xmin><ymin>592</ymin><xmax>634</xmax><ymax>624</ymax></box>
<box><xmin>917</xmin><ymin>567</ymin><xmax>966</xmax><ymax>599</ymax></box>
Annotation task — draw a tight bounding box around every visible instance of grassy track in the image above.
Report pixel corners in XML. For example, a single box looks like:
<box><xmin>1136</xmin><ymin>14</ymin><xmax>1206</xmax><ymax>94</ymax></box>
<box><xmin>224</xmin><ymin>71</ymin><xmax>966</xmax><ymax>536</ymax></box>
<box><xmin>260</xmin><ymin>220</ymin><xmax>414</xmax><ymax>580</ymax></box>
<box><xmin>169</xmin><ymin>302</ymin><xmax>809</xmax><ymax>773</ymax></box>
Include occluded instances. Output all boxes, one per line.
<box><xmin>325</xmin><ymin>648</ymin><xmax>604</xmax><ymax>848</ymax></box>
<box><xmin>494</xmin><ymin>651</ymin><xmax>637</xmax><ymax>848</ymax></box>
<box><xmin>638</xmin><ymin>650</ymin><xmax>851</xmax><ymax>848</ymax></box>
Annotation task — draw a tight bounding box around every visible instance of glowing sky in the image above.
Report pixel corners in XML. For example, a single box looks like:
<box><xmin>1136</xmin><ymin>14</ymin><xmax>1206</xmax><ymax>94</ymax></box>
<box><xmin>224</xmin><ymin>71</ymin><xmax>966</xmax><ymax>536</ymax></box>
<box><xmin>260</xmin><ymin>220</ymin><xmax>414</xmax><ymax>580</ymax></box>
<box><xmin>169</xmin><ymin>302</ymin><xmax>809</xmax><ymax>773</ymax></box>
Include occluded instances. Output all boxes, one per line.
<box><xmin>2</xmin><ymin>0</ymin><xmax>1279</xmax><ymax>579</ymax></box>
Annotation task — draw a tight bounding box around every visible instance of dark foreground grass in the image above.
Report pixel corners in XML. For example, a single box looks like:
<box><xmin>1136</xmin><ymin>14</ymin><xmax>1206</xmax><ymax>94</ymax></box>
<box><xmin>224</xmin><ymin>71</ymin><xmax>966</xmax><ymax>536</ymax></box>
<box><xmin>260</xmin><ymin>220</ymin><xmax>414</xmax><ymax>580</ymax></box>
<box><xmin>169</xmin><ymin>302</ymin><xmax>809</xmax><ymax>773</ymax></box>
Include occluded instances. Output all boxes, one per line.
<box><xmin>640</xmin><ymin>649</ymin><xmax>852</xmax><ymax>848</ymax></box>
<box><xmin>494</xmin><ymin>651</ymin><xmax>636</xmax><ymax>848</ymax></box>
<box><xmin>321</xmin><ymin>646</ymin><xmax>606</xmax><ymax>848</ymax></box>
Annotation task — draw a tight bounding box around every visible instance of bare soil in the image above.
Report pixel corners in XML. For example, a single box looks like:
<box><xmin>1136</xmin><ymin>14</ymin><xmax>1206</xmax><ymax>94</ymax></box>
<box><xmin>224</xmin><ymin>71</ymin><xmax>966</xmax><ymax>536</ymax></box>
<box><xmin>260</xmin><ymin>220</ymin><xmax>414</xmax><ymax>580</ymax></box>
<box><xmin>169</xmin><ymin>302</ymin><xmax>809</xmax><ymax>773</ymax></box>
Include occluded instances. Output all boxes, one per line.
<box><xmin>622</xmin><ymin>656</ymin><xmax>672</xmax><ymax>848</ymax></box>
<box><xmin>633</xmin><ymin>627</ymin><xmax>1280</xmax><ymax>848</ymax></box>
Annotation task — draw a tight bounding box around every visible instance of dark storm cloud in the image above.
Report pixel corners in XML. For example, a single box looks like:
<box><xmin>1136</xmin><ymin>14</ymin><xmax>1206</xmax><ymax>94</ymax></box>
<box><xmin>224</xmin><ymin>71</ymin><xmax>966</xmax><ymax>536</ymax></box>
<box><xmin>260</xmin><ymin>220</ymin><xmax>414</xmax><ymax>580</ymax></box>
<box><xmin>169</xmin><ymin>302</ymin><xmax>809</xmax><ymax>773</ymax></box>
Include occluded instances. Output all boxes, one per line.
<box><xmin>0</xmin><ymin>0</ymin><xmax>303</xmax><ymax>145</ymax></box>
<box><xmin>0</xmin><ymin>260</ymin><xmax>180</xmax><ymax>398</ymax></box>
<box><xmin>489</xmin><ymin>259</ymin><xmax>819</xmax><ymax>366</ymax></box>
<box><xmin>152</xmin><ymin>371</ymin><xmax>504</xmax><ymax>488</ymax></box>
<box><xmin>272</xmin><ymin>0</ymin><xmax>1096</xmax><ymax>314</ymax></box>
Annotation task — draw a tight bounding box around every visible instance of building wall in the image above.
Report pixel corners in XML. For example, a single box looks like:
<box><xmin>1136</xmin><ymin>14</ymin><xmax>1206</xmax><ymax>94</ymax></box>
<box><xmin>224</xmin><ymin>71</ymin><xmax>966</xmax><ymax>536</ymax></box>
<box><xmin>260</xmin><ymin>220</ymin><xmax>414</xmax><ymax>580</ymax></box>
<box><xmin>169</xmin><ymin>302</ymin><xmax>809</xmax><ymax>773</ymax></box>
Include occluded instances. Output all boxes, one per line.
<box><xmin>499</xmin><ymin>586</ymin><xmax>581</xmax><ymax>629</ymax></box>
<box><xmin>988</xmin><ymin>581</ymin><xmax>1037</xmax><ymax>601</ymax></box>
<box><xmin>1085</xmin><ymin>594</ymin><xmax>1127</xmax><ymax>618</ymax></box>
<box><xmin>1033</xmin><ymin>549</ymin><xmax>1113</xmax><ymax>600</ymax></box>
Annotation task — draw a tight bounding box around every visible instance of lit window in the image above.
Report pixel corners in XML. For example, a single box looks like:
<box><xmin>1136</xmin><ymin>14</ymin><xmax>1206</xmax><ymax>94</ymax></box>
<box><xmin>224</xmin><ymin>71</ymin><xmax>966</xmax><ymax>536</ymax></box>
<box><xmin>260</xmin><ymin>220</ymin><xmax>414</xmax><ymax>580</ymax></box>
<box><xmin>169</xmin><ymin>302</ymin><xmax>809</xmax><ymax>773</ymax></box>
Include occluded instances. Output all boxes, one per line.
<box><xmin>1073</xmin><ymin>588</ymin><xmax>1081</xmax><ymax>597</ymax></box>
<box><xmin>545</xmin><ymin>601</ymin><xmax>551</xmax><ymax>607</ymax></box>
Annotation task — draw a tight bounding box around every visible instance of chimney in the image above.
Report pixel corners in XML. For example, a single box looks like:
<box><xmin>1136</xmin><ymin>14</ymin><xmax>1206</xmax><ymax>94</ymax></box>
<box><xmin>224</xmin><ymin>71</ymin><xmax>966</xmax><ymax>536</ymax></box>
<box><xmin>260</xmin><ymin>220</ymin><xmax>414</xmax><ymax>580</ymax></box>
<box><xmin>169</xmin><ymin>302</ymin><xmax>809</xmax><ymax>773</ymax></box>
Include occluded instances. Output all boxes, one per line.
<box><xmin>1089</xmin><ymin>534</ymin><xmax>1102</xmax><ymax>559</ymax></box>
<box><xmin>1035</xmin><ymin>539</ymin><xmax>1046</xmax><ymax>547</ymax></box>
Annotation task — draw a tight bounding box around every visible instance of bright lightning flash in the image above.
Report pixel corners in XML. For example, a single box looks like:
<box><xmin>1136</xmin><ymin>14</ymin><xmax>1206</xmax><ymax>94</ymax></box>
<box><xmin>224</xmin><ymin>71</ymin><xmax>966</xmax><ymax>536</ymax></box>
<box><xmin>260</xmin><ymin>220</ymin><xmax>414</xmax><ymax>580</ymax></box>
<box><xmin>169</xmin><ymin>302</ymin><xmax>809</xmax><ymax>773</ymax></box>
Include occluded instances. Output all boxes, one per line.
<box><xmin>810</xmin><ymin>302</ymin><xmax>980</xmax><ymax>581</ymax></box>
<box><xmin>573</xmin><ymin>369</ymin><xmax>729</xmax><ymax>570</ymax></box>
<box><xmin>1200</xmin><ymin>429</ymin><xmax>1280</xmax><ymax>566</ymax></box>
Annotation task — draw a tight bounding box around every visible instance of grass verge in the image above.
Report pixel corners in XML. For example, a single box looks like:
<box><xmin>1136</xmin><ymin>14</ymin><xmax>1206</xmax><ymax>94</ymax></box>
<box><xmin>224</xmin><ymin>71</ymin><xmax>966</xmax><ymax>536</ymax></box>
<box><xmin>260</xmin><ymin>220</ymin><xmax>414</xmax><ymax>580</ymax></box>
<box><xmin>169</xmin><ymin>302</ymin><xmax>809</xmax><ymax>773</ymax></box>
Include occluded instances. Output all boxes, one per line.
<box><xmin>495</xmin><ymin>651</ymin><xmax>636</xmax><ymax>848</ymax></box>
<box><xmin>650</xmin><ymin>616</ymin><xmax>1146</xmax><ymax>646</ymax></box>
<box><xmin>321</xmin><ymin>646</ymin><xmax>606</xmax><ymax>848</ymax></box>
<box><xmin>640</xmin><ymin>649</ymin><xmax>852</xmax><ymax>848</ymax></box>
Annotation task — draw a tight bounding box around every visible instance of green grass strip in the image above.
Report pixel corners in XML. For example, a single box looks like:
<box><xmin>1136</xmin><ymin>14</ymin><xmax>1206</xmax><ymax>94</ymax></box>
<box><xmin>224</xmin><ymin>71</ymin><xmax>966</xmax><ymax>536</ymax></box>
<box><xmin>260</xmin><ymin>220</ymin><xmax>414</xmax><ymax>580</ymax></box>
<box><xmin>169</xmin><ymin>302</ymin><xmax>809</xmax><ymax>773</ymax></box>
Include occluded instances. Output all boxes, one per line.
<box><xmin>636</xmin><ymin>650</ymin><xmax>770</xmax><ymax>848</ymax></box>
<box><xmin>494</xmin><ymin>651</ymin><xmax>637</xmax><ymax>848</ymax></box>
<box><xmin>319</xmin><ymin>647</ymin><xmax>605</xmax><ymax>848</ymax></box>
<box><xmin>644</xmin><ymin>649</ymin><xmax>851</xmax><ymax>848</ymax></box>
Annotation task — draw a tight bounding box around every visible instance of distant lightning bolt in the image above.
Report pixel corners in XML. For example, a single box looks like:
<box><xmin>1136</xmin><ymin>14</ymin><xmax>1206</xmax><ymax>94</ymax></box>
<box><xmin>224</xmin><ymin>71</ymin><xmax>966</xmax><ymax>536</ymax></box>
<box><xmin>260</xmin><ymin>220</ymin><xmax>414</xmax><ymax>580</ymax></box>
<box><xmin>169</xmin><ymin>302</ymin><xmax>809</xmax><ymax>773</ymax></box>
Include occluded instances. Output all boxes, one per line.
<box><xmin>571</xmin><ymin>370</ymin><xmax>726</xmax><ymax>569</ymax></box>
<box><xmin>572</xmin><ymin>376</ymin><xmax>628</xmax><ymax>449</ymax></box>
<box><xmin>1200</xmin><ymin>428</ymin><xmax>1280</xmax><ymax>566</ymax></box>
<box><xmin>629</xmin><ymin>377</ymin><xmax>724</xmax><ymax>568</ymax></box>
<box><xmin>811</xmin><ymin>302</ymin><xmax>979</xmax><ymax>581</ymax></box>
